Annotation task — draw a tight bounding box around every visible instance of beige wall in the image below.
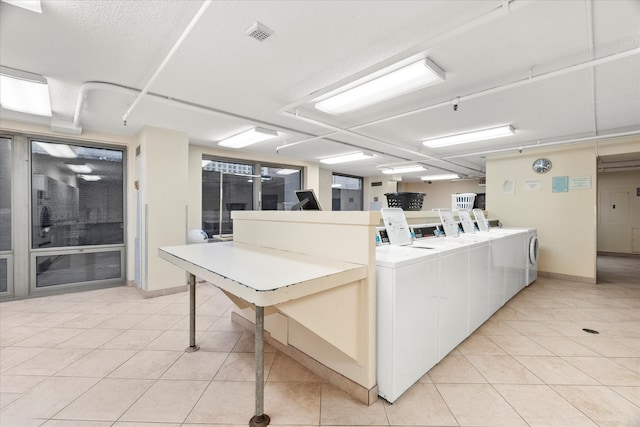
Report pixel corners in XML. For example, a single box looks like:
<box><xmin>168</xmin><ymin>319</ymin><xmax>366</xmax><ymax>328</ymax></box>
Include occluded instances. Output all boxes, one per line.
<box><xmin>597</xmin><ymin>170</ymin><xmax>640</xmax><ymax>253</ymax></box>
<box><xmin>319</xmin><ymin>168</ymin><xmax>333</xmax><ymax>210</ymax></box>
<box><xmin>363</xmin><ymin>175</ymin><xmax>398</xmax><ymax>210</ymax></box>
<box><xmin>487</xmin><ymin>144</ymin><xmax>597</xmax><ymax>281</ymax></box>
<box><xmin>137</xmin><ymin>126</ymin><xmax>189</xmax><ymax>293</ymax></box>
<box><xmin>401</xmin><ymin>179</ymin><xmax>485</xmax><ymax>211</ymax></box>
<box><xmin>485</xmin><ymin>135</ymin><xmax>640</xmax><ymax>282</ymax></box>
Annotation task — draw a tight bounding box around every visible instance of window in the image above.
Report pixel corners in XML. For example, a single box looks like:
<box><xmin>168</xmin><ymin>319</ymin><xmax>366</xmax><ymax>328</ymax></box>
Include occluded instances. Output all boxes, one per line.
<box><xmin>0</xmin><ymin>137</ymin><xmax>10</xmax><ymax>293</ymax></box>
<box><xmin>30</xmin><ymin>140</ymin><xmax>125</xmax><ymax>291</ymax></box>
<box><xmin>202</xmin><ymin>159</ymin><xmax>254</xmax><ymax>236</ymax></box>
<box><xmin>201</xmin><ymin>158</ymin><xmax>303</xmax><ymax>235</ymax></box>
<box><xmin>31</xmin><ymin>141</ymin><xmax>124</xmax><ymax>248</ymax></box>
<box><xmin>0</xmin><ymin>137</ymin><xmax>10</xmax><ymax>252</ymax></box>
<box><xmin>332</xmin><ymin>173</ymin><xmax>363</xmax><ymax>211</ymax></box>
<box><xmin>260</xmin><ymin>165</ymin><xmax>302</xmax><ymax>211</ymax></box>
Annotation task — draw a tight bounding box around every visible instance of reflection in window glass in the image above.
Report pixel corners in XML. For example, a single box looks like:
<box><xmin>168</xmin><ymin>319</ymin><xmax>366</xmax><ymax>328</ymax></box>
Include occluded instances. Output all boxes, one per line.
<box><xmin>31</xmin><ymin>141</ymin><xmax>124</xmax><ymax>249</ymax></box>
<box><xmin>332</xmin><ymin>174</ymin><xmax>363</xmax><ymax>211</ymax></box>
<box><xmin>35</xmin><ymin>251</ymin><xmax>121</xmax><ymax>288</ymax></box>
<box><xmin>260</xmin><ymin>166</ymin><xmax>302</xmax><ymax>210</ymax></box>
<box><xmin>0</xmin><ymin>138</ymin><xmax>11</xmax><ymax>251</ymax></box>
<box><xmin>202</xmin><ymin>160</ymin><xmax>254</xmax><ymax>236</ymax></box>
<box><xmin>0</xmin><ymin>259</ymin><xmax>7</xmax><ymax>292</ymax></box>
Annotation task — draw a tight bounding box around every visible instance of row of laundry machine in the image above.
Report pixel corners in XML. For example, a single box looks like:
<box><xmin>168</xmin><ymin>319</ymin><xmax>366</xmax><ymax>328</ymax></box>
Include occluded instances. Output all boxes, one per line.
<box><xmin>375</xmin><ymin>208</ymin><xmax>538</xmax><ymax>403</ymax></box>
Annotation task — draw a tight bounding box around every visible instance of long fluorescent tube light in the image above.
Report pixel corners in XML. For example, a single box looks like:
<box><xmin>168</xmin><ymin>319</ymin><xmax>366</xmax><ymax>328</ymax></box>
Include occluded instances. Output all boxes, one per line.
<box><xmin>319</xmin><ymin>152</ymin><xmax>374</xmax><ymax>164</ymax></box>
<box><xmin>0</xmin><ymin>0</ymin><xmax>42</xmax><ymax>13</ymax></box>
<box><xmin>218</xmin><ymin>127</ymin><xmax>278</xmax><ymax>148</ymax></box>
<box><xmin>66</xmin><ymin>164</ymin><xmax>92</xmax><ymax>173</ymax></box>
<box><xmin>381</xmin><ymin>165</ymin><xmax>426</xmax><ymax>174</ymax></box>
<box><xmin>276</xmin><ymin>169</ymin><xmax>299</xmax><ymax>175</ymax></box>
<box><xmin>79</xmin><ymin>174</ymin><xmax>101</xmax><ymax>181</ymax></box>
<box><xmin>34</xmin><ymin>141</ymin><xmax>77</xmax><ymax>158</ymax></box>
<box><xmin>315</xmin><ymin>58</ymin><xmax>445</xmax><ymax>115</ymax></box>
<box><xmin>0</xmin><ymin>67</ymin><xmax>51</xmax><ymax>116</ymax></box>
<box><xmin>423</xmin><ymin>125</ymin><xmax>515</xmax><ymax>148</ymax></box>
<box><xmin>421</xmin><ymin>174</ymin><xmax>460</xmax><ymax>181</ymax></box>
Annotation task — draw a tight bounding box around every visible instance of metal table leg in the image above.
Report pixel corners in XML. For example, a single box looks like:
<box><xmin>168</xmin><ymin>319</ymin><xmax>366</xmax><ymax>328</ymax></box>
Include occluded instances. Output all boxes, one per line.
<box><xmin>185</xmin><ymin>273</ymin><xmax>200</xmax><ymax>353</ymax></box>
<box><xmin>249</xmin><ymin>305</ymin><xmax>270</xmax><ymax>427</ymax></box>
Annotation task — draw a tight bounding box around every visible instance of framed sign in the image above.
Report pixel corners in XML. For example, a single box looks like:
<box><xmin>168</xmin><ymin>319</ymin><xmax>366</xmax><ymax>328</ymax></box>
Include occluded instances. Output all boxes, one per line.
<box><xmin>552</xmin><ymin>176</ymin><xmax>569</xmax><ymax>193</ymax></box>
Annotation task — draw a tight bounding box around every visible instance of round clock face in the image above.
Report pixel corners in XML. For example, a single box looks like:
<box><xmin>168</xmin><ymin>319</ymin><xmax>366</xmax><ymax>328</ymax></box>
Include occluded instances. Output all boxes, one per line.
<box><xmin>532</xmin><ymin>158</ymin><xmax>552</xmax><ymax>174</ymax></box>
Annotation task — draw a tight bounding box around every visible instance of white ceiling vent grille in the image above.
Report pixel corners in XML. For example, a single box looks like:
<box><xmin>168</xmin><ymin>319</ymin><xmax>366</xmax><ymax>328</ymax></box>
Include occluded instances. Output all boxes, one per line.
<box><xmin>245</xmin><ymin>22</ymin><xmax>273</xmax><ymax>42</ymax></box>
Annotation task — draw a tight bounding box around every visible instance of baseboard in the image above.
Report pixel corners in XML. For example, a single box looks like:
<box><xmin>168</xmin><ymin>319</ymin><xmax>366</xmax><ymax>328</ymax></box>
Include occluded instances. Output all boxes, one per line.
<box><xmin>230</xmin><ymin>311</ymin><xmax>378</xmax><ymax>406</ymax></box>
<box><xmin>537</xmin><ymin>270</ymin><xmax>596</xmax><ymax>284</ymax></box>
<box><xmin>135</xmin><ymin>284</ymin><xmax>188</xmax><ymax>299</ymax></box>
<box><xmin>598</xmin><ymin>251</ymin><xmax>640</xmax><ymax>258</ymax></box>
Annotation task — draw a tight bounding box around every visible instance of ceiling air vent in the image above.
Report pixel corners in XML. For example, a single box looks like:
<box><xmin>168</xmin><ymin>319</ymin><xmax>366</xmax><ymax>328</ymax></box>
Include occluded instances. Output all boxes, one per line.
<box><xmin>245</xmin><ymin>22</ymin><xmax>273</xmax><ymax>42</ymax></box>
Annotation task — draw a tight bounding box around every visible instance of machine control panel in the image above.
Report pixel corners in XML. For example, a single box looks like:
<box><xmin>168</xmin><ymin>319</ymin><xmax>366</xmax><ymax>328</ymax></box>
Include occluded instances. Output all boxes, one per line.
<box><xmin>376</xmin><ymin>228</ymin><xmax>390</xmax><ymax>245</ymax></box>
<box><xmin>411</xmin><ymin>226</ymin><xmax>439</xmax><ymax>239</ymax></box>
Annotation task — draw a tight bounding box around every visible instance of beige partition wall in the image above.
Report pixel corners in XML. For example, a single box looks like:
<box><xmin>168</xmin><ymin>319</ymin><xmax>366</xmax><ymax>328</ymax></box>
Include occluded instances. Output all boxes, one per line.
<box><xmin>231</xmin><ymin>211</ymin><xmax>379</xmax><ymax>404</ymax></box>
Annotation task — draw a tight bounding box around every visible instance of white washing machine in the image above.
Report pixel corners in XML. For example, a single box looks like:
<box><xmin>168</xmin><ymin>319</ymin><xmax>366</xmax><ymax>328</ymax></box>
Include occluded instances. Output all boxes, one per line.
<box><xmin>526</xmin><ymin>228</ymin><xmax>538</xmax><ymax>285</ymax></box>
<box><xmin>376</xmin><ymin>244</ymin><xmax>441</xmax><ymax>403</ymax></box>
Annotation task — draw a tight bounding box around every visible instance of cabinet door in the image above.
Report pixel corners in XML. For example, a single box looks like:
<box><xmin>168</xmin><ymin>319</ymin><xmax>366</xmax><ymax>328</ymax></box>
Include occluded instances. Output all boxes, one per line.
<box><xmin>469</xmin><ymin>244</ymin><xmax>490</xmax><ymax>332</ymax></box>
<box><xmin>439</xmin><ymin>250</ymin><xmax>469</xmax><ymax>359</ymax></box>
<box><xmin>393</xmin><ymin>259</ymin><xmax>439</xmax><ymax>398</ymax></box>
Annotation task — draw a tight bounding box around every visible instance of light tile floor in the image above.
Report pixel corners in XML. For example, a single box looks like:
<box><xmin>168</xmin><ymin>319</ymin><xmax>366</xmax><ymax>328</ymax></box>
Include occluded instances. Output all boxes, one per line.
<box><xmin>1</xmin><ymin>255</ymin><xmax>639</xmax><ymax>426</ymax></box>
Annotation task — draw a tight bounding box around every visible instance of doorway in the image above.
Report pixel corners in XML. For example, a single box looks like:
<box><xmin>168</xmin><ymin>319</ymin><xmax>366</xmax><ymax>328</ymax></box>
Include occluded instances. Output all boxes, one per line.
<box><xmin>596</xmin><ymin>153</ymin><xmax>640</xmax><ymax>284</ymax></box>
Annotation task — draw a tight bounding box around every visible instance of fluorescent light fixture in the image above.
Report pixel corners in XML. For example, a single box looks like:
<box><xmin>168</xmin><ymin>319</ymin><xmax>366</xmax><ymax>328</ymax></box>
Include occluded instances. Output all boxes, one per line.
<box><xmin>276</xmin><ymin>168</ymin><xmax>299</xmax><ymax>175</ymax></box>
<box><xmin>0</xmin><ymin>66</ymin><xmax>51</xmax><ymax>116</ymax></box>
<box><xmin>202</xmin><ymin>160</ymin><xmax>211</xmax><ymax>168</ymax></box>
<box><xmin>315</xmin><ymin>58</ymin><xmax>445</xmax><ymax>115</ymax></box>
<box><xmin>66</xmin><ymin>164</ymin><xmax>92</xmax><ymax>173</ymax></box>
<box><xmin>34</xmin><ymin>141</ymin><xmax>77</xmax><ymax>158</ymax></box>
<box><xmin>423</xmin><ymin>125</ymin><xmax>515</xmax><ymax>148</ymax></box>
<box><xmin>79</xmin><ymin>174</ymin><xmax>101</xmax><ymax>181</ymax></box>
<box><xmin>319</xmin><ymin>151</ymin><xmax>374</xmax><ymax>164</ymax></box>
<box><xmin>420</xmin><ymin>173</ymin><xmax>460</xmax><ymax>181</ymax></box>
<box><xmin>0</xmin><ymin>0</ymin><xmax>42</xmax><ymax>13</ymax></box>
<box><xmin>381</xmin><ymin>165</ymin><xmax>426</xmax><ymax>174</ymax></box>
<box><xmin>218</xmin><ymin>127</ymin><xmax>278</xmax><ymax>148</ymax></box>
<box><xmin>331</xmin><ymin>183</ymin><xmax>342</xmax><ymax>188</ymax></box>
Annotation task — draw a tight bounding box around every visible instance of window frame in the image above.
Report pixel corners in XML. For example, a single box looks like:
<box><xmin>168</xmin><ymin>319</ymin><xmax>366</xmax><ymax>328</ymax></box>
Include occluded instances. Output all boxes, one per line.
<box><xmin>331</xmin><ymin>172</ymin><xmax>364</xmax><ymax>211</ymax></box>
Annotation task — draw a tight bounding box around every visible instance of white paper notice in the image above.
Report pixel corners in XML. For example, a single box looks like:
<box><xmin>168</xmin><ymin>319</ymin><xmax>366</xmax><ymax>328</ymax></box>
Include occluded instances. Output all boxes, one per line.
<box><xmin>523</xmin><ymin>179</ymin><xmax>542</xmax><ymax>191</ymax></box>
<box><xmin>569</xmin><ymin>176</ymin><xmax>591</xmax><ymax>190</ymax></box>
<box><xmin>503</xmin><ymin>179</ymin><xmax>515</xmax><ymax>194</ymax></box>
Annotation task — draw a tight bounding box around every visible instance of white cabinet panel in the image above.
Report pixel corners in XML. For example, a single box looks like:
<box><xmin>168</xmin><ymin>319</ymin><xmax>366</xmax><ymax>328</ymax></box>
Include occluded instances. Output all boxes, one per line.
<box><xmin>439</xmin><ymin>249</ymin><xmax>469</xmax><ymax>359</ymax></box>
<box><xmin>468</xmin><ymin>243</ymin><xmax>491</xmax><ymax>332</ymax></box>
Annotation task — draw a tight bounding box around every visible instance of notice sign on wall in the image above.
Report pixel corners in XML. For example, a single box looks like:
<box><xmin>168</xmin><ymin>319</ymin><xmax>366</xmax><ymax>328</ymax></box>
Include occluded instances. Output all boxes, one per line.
<box><xmin>569</xmin><ymin>176</ymin><xmax>592</xmax><ymax>190</ymax></box>
<box><xmin>523</xmin><ymin>179</ymin><xmax>542</xmax><ymax>191</ymax></box>
<box><xmin>552</xmin><ymin>176</ymin><xmax>569</xmax><ymax>193</ymax></box>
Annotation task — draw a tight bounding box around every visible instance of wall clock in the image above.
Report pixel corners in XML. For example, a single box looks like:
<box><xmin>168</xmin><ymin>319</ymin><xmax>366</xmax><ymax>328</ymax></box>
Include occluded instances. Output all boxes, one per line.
<box><xmin>532</xmin><ymin>158</ymin><xmax>552</xmax><ymax>174</ymax></box>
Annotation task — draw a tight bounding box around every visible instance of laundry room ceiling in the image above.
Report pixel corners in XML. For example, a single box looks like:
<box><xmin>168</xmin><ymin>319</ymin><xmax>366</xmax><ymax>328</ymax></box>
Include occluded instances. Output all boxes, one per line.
<box><xmin>1</xmin><ymin>0</ymin><xmax>639</xmax><ymax>180</ymax></box>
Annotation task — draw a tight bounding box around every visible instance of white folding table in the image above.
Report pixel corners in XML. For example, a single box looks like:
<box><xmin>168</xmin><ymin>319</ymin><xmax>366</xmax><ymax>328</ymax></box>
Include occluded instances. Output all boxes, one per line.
<box><xmin>159</xmin><ymin>241</ymin><xmax>367</xmax><ymax>426</ymax></box>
